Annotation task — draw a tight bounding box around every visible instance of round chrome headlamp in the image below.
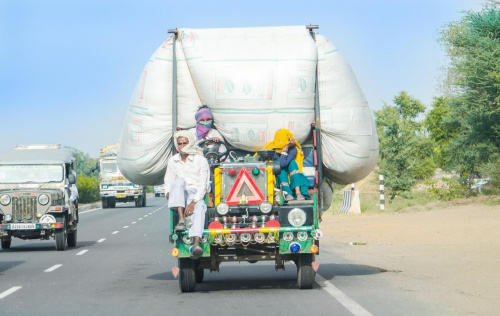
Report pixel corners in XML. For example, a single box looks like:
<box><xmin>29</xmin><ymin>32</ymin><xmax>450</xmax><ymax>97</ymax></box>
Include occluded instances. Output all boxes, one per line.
<box><xmin>0</xmin><ymin>194</ymin><xmax>11</xmax><ymax>206</ymax></box>
<box><xmin>288</xmin><ymin>208</ymin><xmax>306</xmax><ymax>227</ymax></box>
<box><xmin>216</xmin><ymin>202</ymin><xmax>229</xmax><ymax>215</ymax></box>
<box><xmin>259</xmin><ymin>201</ymin><xmax>273</xmax><ymax>214</ymax></box>
<box><xmin>5</xmin><ymin>214</ymin><xmax>12</xmax><ymax>222</ymax></box>
<box><xmin>38</xmin><ymin>194</ymin><xmax>49</xmax><ymax>205</ymax></box>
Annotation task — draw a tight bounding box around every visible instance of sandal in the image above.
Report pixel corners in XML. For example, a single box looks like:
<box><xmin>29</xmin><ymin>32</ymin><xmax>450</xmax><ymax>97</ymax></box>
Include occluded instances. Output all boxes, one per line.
<box><xmin>284</xmin><ymin>194</ymin><xmax>294</xmax><ymax>202</ymax></box>
<box><xmin>174</xmin><ymin>222</ymin><xmax>186</xmax><ymax>231</ymax></box>
<box><xmin>296</xmin><ymin>194</ymin><xmax>305</xmax><ymax>201</ymax></box>
<box><xmin>190</xmin><ymin>246</ymin><xmax>204</xmax><ymax>259</ymax></box>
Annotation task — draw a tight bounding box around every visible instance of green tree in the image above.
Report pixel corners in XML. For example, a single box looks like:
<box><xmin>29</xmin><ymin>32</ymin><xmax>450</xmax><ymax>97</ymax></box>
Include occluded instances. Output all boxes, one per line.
<box><xmin>375</xmin><ymin>91</ymin><xmax>435</xmax><ymax>198</ymax></box>
<box><xmin>424</xmin><ymin>96</ymin><xmax>457</xmax><ymax>168</ymax></box>
<box><xmin>439</xmin><ymin>5</ymin><xmax>500</xmax><ymax>185</ymax></box>
<box><xmin>66</xmin><ymin>147</ymin><xmax>99</xmax><ymax>179</ymax></box>
<box><xmin>77</xmin><ymin>175</ymin><xmax>100</xmax><ymax>203</ymax></box>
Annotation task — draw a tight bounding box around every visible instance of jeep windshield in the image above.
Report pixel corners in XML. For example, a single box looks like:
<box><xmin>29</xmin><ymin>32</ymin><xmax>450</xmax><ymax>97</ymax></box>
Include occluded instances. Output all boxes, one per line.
<box><xmin>0</xmin><ymin>165</ymin><xmax>64</xmax><ymax>183</ymax></box>
<box><xmin>101</xmin><ymin>161</ymin><xmax>118</xmax><ymax>173</ymax></box>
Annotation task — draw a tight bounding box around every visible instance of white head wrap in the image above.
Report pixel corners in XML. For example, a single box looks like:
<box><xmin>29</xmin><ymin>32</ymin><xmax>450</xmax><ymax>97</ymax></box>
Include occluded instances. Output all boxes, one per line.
<box><xmin>173</xmin><ymin>130</ymin><xmax>204</xmax><ymax>156</ymax></box>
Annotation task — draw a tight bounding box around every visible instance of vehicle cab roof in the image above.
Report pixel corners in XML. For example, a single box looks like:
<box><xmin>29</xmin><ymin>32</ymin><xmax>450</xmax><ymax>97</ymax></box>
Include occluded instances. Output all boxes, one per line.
<box><xmin>0</xmin><ymin>145</ymin><xmax>76</xmax><ymax>165</ymax></box>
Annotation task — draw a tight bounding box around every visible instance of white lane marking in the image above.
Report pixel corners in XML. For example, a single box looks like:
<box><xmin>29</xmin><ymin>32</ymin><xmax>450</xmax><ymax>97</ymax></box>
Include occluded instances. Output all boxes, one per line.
<box><xmin>144</xmin><ymin>215</ymin><xmax>148</xmax><ymax>218</ymax></box>
<box><xmin>79</xmin><ymin>208</ymin><xmax>102</xmax><ymax>214</ymax></box>
<box><xmin>138</xmin><ymin>218</ymin><xmax>143</xmax><ymax>220</ymax></box>
<box><xmin>97</xmin><ymin>238</ymin><xmax>106</xmax><ymax>243</ymax></box>
<box><xmin>44</xmin><ymin>264</ymin><xmax>63</xmax><ymax>272</ymax></box>
<box><xmin>149</xmin><ymin>213</ymin><xmax>152</xmax><ymax>215</ymax></box>
<box><xmin>76</xmin><ymin>250</ymin><xmax>88</xmax><ymax>256</ymax></box>
<box><xmin>0</xmin><ymin>286</ymin><xmax>22</xmax><ymax>299</ymax></box>
<box><xmin>123</xmin><ymin>225</ymin><xmax>129</xmax><ymax>229</ymax></box>
<box><xmin>111</xmin><ymin>231</ymin><xmax>119</xmax><ymax>235</ymax></box>
<box><xmin>316</xmin><ymin>274</ymin><xmax>373</xmax><ymax>316</ymax></box>
<box><xmin>131</xmin><ymin>222</ymin><xmax>137</xmax><ymax>224</ymax></box>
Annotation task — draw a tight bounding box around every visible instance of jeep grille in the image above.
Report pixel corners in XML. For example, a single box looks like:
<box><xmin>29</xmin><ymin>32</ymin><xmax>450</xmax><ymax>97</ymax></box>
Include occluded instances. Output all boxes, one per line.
<box><xmin>12</xmin><ymin>196</ymin><xmax>38</xmax><ymax>222</ymax></box>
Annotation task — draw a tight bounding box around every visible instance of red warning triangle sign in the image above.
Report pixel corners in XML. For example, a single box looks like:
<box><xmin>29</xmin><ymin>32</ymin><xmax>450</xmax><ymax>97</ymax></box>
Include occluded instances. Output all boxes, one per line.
<box><xmin>225</xmin><ymin>168</ymin><xmax>265</xmax><ymax>205</ymax></box>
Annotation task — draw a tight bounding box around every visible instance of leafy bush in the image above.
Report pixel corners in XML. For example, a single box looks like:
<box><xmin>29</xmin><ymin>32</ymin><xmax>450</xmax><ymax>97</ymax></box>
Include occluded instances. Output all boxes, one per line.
<box><xmin>427</xmin><ymin>177</ymin><xmax>466</xmax><ymax>201</ymax></box>
<box><xmin>77</xmin><ymin>175</ymin><xmax>100</xmax><ymax>203</ymax></box>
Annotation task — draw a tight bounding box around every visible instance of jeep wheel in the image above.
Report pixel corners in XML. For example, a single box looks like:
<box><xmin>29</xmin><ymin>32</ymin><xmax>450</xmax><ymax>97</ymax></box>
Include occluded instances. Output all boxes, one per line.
<box><xmin>195</xmin><ymin>268</ymin><xmax>204</xmax><ymax>283</ymax></box>
<box><xmin>179</xmin><ymin>258</ymin><xmax>196</xmax><ymax>292</ymax></box>
<box><xmin>55</xmin><ymin>216</ymin><xmax>67</xmax><ymax>251</ymax></box>
<box><xmin>67</xmin><ymin>228</ymin><xmax>77</xmax><ymax>247</ymax></box>
<box><xmin>102</xmin><ymin>197</ymin><xmax>108</xmax><ymax>209</ymax></box>
<box><xmin>297</xmin><ymin>253</ymin><xmax>315</xmax><ymax>289</ymax></box>
<box><xmin>1</xmin><ymin>239</ymin><xmax>11</xmax><ymax>249</ymax></box>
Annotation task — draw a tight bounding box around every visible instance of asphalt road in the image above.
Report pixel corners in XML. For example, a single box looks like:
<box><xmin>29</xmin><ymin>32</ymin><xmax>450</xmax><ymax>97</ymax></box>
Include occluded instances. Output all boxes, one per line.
<box><xmin>0</xmin><ymin>198</ymin><xmax>448</xmax><ymax>316</ymax></box>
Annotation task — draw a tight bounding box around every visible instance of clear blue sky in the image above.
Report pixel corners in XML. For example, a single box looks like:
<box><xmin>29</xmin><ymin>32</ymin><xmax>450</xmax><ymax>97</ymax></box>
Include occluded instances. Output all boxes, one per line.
<box><xmin>0</xmin><ymin>0</ymin><xmax>483</xmax><ymax>158</ymax></box>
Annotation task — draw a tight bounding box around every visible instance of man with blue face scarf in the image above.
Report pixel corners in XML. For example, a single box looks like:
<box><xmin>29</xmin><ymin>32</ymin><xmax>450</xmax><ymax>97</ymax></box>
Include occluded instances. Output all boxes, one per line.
<box><xmin>188</xmin><ymin>105</ymin><xmax>226</xmax><ymax>154</ymax></box>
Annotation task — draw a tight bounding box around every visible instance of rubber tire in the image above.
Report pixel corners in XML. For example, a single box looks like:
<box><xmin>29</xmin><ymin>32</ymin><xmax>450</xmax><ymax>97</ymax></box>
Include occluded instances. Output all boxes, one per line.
<box><xmin>195</xmin><ymin>268</ymin><xmax>204</xmax><ymax>283</ymax></box>
<box><xmin>142</xmin><ymin>195</ymin><xmax>146</xmax><ymax>207</ymax></box>
<box><xmin>135</xmin><ymin>199</ymin><xmax>141</xmax><ymax>207</ymax></box>
<box><xmin>297</xmin><ymin>253</ymin><xmax>315</xmax><ymax>289</ymax></box>
<box><xmin>67</xmin><ymin>229</ymin><xmax>77</xmax><ymax>247</ymax></box>
<box><xmin>179</xmin><ymin>258</ymin><xmax>197</xmax><ymax>292</ymax></box>
<box><xmin>109</xmin><ymin>198</ymin><xmax>116</xmax><ymax>208</ymax></box>
<box><xmin>102</xmin><ymin>197</ymin><xmax>108</xmax><ymax>209</ymax></box>
<box><xmin>55</xmin><ymin>216</ymin><xmax>67</xmax><ymax>251</ymax></box>
<box><xmin>1</xmin><ymin>240</ymin><xmax>11</xmax><ymax>249</ymax></box>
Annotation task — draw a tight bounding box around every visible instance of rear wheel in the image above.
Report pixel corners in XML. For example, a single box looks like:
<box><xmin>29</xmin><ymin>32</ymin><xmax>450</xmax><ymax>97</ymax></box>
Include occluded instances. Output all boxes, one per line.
<box><xmin>67</xmin><ymin>228</ymin><xmax>77</xmax><ymax>247</ymax></box>
<box><xmin>55</xmin><ymin>216</ymin><xmax>67</xmax><ymax>251</ymax></box>
<box><xmin>1</xmin><ymin>239</ymin><xmax>11</xmax><ymax>249</ymax></box>
<box><xmin>142</xmin><ymin>195</ymin><xmax>146</xmax><ymax>207</ymax></box>
<box><xmin>179</xmin><ymin>258</ymin><xmax>196</xmax><ymax>292</ymax></box>
<box><xmin>135</xmin><ymin>199</ymin><xmax>141</xmax><ymax>207</ymax></box>
<box><xmin>297</xmin><ymin>253</ymin><xmax>315</xmax><ymax>289</ymax></box>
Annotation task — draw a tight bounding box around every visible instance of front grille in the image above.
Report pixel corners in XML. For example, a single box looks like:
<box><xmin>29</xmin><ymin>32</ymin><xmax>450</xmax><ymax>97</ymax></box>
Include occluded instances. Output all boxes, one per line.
<box><xmin>12</xmin><ymin>196</ymin><xmax>38</xmax><ymax>222</ymax></box>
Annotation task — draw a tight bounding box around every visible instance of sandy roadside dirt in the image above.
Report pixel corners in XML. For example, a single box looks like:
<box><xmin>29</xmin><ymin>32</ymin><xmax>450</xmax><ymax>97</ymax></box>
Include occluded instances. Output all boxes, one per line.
<box><xmin>320</xmin><ymin>203</ymin><xmax>500</xmax><ymax>315</ymax></box>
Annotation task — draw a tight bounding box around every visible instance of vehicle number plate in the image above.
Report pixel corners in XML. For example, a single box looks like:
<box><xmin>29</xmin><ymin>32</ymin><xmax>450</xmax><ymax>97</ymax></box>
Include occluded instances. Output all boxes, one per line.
<box><xmin>116</xmin><ymin>193</ymin><xmax>126</xmax><ymax>198</ymax></box>
<box><xmin>10</xmin><ymin>223</ymin><xmax>36</xmax><ymax>230</ymax></box>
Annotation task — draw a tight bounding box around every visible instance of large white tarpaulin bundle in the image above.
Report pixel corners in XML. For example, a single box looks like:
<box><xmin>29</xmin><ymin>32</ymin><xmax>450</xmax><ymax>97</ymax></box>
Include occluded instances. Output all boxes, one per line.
<box><xmin>117</xmin><ymin>26</ymin><xmax>379</xmax><ymax>185</ymax></box>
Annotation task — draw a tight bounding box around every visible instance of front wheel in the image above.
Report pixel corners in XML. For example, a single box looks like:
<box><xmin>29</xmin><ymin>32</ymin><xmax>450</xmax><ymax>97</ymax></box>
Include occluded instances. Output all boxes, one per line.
<box><xmin>195</xmin><ymin>268</ymin><xmax>204</xmax><ymax>283</ymax></box>
<box><xmin>179</xmin><ymin>258</ymin><xmax>196</xmax><ymax>292</ymax></box>
<box><xmin>55</xmin><ymin>216</ymin><xmax>67</xmax><ymax>251</ymax></box>
<box><xmin>1</xmin><ymin>239</ymin><xmax>11</xmax><ymax>249</ymax></box>
<box><xmin>102</xmin><ymin>197</ymin><xmax>108</xmax><ymax>209</ymax></box>
<box><xmin>297</xmin><ymin>253</ymin><xmax>315</xmax><ymax>289</ymax></box>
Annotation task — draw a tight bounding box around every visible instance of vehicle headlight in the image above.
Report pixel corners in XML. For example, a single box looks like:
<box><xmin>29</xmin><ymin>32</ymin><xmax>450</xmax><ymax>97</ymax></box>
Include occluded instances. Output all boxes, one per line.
<box><xmin>101</xmin><ymin>184</ymin><xmax>108</xmax><ymax>189</ymax></box>
<box><xmin>216</xmin><ymin>202</ymin><xmax>229</xmax><ymax>216</ymax></box>
<box><xmin>288</xmin><ymin>208</ymin><xmax>306</xmax><ymax>227</ymax></box>
<box><xmin>38</xmin><ymin>194</ymin><xmax>49</xmax><ymax>205</ymax></box>
<box><xmin>259</xmin><ymin>201</ymin><xmax>273</xmax><ymax>214</ymax></box>
<box><xmin>0</xmin><ymin>194</ymin><xmax>11</xmax><ymax>206</ymax></box>
<box><xmin>134</xmin><ymin>184</ymin><xmax>141</xmax><ymax>188</ymax></box>
<box><xmin>5</xmin><ymin>214</ymin><xmax>12</xmax><ymax>222</ymax></box>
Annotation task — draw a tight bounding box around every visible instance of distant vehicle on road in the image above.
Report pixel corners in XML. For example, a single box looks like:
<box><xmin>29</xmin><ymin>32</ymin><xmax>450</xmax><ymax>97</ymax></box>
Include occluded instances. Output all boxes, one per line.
<box><xmin>98</xmin><ymin>144</ymin><xmax>146</xmax><ymax>208</ymax></box>
<box><xmin>154</xmin><ymin>185</ymin><xmax>165</xmax><ymax>197</ymax></box>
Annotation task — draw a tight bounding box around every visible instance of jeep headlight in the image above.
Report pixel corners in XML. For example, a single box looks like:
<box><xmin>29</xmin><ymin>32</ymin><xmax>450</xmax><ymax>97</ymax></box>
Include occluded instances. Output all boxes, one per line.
<box><xmin>216</xmin><ymin>202</ymin><xmax>229</xmax><ymax>216</ymax></box>
<box><xmin>288</xmin><ymin>208</ymin><xmax>306</xmax><ymax>227</ymax></box>
<box><xmin>0</xmin><ymin>194</ymin><xmax>11</xmax><ymax>206</ymax></box>
<box><xmin>259</xmin><ymin>201</ymin><xmax>272</xmax><ymax>214</ymax></box>
<box><xmin>38</xmin><ymin>194</ymin><xmax>49</xmax><ymax>205</ymax></box>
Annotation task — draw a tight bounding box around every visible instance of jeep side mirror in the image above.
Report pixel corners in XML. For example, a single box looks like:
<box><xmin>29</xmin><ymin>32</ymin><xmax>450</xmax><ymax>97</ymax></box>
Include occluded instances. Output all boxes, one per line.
<box><xmin>68</xmin><ymin>173</ymin><xmax>76</xmax><ymax>185</ymax></box>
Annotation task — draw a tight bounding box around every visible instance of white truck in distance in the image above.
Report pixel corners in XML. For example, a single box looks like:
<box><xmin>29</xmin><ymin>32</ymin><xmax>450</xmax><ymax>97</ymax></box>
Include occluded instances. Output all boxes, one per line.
<box><xmin>154</xmin><ymin>185</ymin><xmax>165</xmax><ymax>197</ymax></box>
<box><xmin>98</xmin><ymin>145</ymin><xmax>146</xmax><ymax>208</ymax></box>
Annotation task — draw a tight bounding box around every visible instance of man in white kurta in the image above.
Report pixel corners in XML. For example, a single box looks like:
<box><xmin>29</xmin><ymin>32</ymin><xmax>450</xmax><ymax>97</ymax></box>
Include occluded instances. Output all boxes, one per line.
<box><xmin>164</xmin><ymin>130</ymin><xmax>209</xmax><ymax>259</ymax></box>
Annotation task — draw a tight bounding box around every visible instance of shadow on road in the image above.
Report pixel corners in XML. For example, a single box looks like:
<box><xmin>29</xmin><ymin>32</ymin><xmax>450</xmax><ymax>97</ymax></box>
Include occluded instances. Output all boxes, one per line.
<box><xmin>2</xmin><ymin>240</ymin><xmax>97</xmax><ymax>252</ymax></box>
<box><xmin>317</xmin><ymin>262</ymin><xmax>387</xmax><ymax>281</ymax></box>
<box><xmin>0</xmin><ymin>261</ymin><xmax>24</xmax><ymax>274</ymax></box>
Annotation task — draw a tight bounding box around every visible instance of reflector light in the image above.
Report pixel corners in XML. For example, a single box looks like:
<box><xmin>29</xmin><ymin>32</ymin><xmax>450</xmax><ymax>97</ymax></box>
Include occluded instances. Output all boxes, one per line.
<box><xmin>252</xmin><ymin>168</ymin><xmax>259</xmax><ymax>175</ymax></box>
<box><xmin>229</xmin><ymin>169</ymin><xmax>236</xmax><ymax>176</ymax></box>
<box><xmin>310</xmin><ymin>245</ymin><xmax>319</xmax><ymax>254</ymax></box>
<box><xmin>289</xmin><ymin>242</ymin><xmax>301</xmax><ymax>253</ymax></box>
